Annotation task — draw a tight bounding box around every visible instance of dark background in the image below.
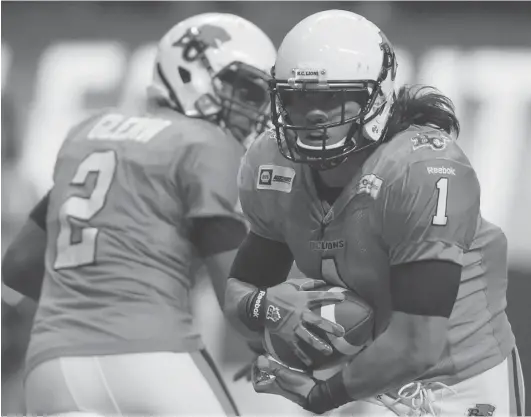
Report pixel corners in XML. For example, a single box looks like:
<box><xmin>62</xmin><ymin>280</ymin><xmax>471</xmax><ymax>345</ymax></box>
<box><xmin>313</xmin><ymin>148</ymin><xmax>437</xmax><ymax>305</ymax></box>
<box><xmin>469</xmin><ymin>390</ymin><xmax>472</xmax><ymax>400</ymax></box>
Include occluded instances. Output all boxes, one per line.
<box><xmin>2</xmin><ymin>2</ymin><xmax>530</xmax><ymax>415</ymax></box>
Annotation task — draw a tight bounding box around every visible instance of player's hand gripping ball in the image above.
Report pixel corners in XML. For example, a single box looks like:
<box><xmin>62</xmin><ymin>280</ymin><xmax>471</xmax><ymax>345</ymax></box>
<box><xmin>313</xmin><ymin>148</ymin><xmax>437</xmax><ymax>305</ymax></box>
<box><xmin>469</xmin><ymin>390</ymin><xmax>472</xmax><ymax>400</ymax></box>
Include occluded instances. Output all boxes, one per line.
<box><xmin>263</xmin><ymin>278</ymin><xmax>375</xmax><ymax>371</ymax></box>
<box><xmin>258</xmin><ymin>278</ymin><xmax>346</xmax><ymax>367</ymax></box>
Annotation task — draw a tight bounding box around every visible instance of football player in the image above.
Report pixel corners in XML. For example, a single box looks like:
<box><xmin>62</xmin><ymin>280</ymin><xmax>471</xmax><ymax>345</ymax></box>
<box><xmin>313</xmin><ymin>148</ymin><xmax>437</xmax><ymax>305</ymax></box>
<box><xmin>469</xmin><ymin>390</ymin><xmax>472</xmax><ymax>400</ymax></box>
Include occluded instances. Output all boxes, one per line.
<box><xmin>225</xmin><ymin>10</ymin><xmax>525</xmax><ymax>416</ymax></box>
<box><xmin>2</xmin><ymin>13</ymin><xmax>277</xmax><ymax>416</ymax></box>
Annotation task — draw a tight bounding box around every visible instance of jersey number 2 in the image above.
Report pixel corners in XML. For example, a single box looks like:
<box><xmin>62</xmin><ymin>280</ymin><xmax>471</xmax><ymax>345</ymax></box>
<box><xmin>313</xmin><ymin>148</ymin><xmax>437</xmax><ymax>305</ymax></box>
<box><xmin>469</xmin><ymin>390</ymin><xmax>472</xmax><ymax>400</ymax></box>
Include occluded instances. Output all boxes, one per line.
<box><xmin>432</xmin><ymin>177</ymin><xmax>449</xmax><ymax>226</ymax></box>
<box><xmin>54</xmin><ymin>150</ymin><xmax>117</xmax><ymax>269</ymax></box>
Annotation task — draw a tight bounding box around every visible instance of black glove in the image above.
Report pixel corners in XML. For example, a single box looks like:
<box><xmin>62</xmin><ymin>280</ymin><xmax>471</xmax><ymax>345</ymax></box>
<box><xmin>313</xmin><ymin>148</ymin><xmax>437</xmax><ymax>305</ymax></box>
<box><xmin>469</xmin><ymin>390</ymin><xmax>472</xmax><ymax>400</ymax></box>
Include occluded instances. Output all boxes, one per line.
<box><xmin>252</xmin><ymin>355</ymin><xmax>351</xmax><ymax>414</ymax></box>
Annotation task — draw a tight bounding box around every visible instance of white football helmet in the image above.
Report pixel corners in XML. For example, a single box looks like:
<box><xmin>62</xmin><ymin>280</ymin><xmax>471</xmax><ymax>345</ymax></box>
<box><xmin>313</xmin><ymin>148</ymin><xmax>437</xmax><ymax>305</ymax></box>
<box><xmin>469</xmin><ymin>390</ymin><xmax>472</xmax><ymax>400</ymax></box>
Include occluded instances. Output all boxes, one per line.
<box><xmin>151</xmin><ymin>13</ymin><xmax>277</xmax><ymax>143</ymax></box>
<box><xmin>270</xmin><ymin>10</ymin><xmax>398</xmax><ymax>169</ymax></box>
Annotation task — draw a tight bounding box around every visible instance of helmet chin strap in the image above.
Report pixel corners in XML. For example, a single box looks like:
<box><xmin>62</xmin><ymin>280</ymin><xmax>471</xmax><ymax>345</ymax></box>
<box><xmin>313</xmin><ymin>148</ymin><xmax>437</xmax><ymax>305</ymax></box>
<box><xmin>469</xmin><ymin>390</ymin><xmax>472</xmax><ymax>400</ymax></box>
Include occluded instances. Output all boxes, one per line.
<box><xmin>296</xmin><ymin>136</ymin><xmax>347</xmax><ymax>151</ymax></box>
<box><xmin>296</xmin><ymin>118</ymin><xmax>363</xmax><ymax>171</ymax></box>
<box><xmin>156</xmin><ymin>63</ymin><xmax>184</xmax><ymax>113</ymax></box>
<box><xmin>308</xmin><ymin>157</ymin><xmax>347</xmax><ymax>171</ymax></box>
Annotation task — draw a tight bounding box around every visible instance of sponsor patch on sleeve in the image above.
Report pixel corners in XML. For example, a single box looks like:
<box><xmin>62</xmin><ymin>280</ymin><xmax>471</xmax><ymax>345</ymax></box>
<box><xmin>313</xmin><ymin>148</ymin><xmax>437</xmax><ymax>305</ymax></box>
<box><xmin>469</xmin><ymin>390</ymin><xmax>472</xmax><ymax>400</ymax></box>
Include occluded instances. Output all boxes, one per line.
<box><xmin>257</xmin><ymin>165</ymin><xmax>296</xmax><ymax>193</ymax></box>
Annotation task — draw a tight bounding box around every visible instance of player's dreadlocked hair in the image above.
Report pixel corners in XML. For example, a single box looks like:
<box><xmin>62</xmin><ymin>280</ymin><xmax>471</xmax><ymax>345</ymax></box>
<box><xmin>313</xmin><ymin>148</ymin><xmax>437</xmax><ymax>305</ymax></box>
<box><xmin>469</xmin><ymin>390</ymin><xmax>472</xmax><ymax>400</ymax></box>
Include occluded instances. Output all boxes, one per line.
<box><xmin>384</xmin><ymin>85</ymin><xmax>460</xmax><ymax>141</ymax></box>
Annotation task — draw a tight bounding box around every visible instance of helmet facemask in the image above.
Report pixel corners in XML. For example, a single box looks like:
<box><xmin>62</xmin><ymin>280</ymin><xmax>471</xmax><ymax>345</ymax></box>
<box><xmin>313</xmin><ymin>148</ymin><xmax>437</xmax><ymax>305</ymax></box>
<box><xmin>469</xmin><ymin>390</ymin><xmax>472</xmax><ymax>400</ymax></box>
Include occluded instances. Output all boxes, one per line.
<box><xmin>210</xmin><ymin>62</ymin><xmax>271</xmax><ymax>144</ymax></box>
<box><xmin>173</xmin><ymin>27</ymin><xmax>272</xmax><ymax>144</ymax></box>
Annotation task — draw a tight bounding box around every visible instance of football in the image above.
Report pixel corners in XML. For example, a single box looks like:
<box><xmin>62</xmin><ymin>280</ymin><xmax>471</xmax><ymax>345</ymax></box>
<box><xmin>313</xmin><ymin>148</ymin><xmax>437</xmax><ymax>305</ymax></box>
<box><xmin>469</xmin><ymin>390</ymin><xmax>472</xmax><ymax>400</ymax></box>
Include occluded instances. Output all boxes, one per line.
<box><xmin>263</xmin><ymin>284</ymin><xmax>375</xmax><ymax>371</ymax></box>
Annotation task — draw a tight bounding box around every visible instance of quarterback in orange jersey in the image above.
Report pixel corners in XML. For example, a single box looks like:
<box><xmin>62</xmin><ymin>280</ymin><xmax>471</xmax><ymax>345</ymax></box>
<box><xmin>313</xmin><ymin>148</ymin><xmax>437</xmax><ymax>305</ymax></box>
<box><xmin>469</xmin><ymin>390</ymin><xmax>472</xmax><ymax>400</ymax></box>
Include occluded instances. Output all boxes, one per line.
<box><xmin>1</xmin><ymin>13</ymin><xmax>276</xmax><ymax>416</ymax></box>
<box><xmin>224</xmin><ymin>10</ymin><xmax>526</xmax><ymax>416</ymax></box>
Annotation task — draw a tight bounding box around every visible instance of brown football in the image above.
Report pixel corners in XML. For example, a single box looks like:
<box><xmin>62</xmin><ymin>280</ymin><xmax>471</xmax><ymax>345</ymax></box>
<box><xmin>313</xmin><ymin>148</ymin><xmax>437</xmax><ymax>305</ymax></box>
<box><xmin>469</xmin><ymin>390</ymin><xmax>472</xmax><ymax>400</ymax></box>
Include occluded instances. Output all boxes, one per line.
<box><xmin>263</xmin><ymin>285</ymin><xmax>375</xmax><ymax>371</ymax></box>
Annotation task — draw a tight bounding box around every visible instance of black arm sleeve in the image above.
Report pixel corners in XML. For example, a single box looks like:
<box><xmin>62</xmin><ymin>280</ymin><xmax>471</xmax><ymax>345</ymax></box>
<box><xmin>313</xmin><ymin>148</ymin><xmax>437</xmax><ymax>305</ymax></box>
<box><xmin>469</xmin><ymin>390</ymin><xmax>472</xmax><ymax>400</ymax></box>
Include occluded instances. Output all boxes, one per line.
<box><xmin>29</xmin><ymin>192</ymin><xmax>50</xmax><ymax>231</ymax></box>
<box><xmin>390</xmin><ymin>260</ymin><xmax>461</xmax><ymax>318</ymax></box>
<box><xmin>230</xmin><ymin>231</ymin><xmax>294</xmax><ymax>288</ymax></box>
<box><xmin>190</xmin><ymin>217</ymin><xmax>248</xmax><ymax>258</ymax></box>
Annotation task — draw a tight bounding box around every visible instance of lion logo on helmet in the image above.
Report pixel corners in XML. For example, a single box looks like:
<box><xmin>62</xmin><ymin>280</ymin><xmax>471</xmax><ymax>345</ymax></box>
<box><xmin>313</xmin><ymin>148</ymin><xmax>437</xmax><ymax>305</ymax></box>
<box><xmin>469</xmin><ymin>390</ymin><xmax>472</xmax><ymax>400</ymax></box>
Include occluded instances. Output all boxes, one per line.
<box><xmin>195</xmin><ymin>24</ymin><xmax>232</xmax><ymax>48</ymax></box>
<box><xmin>173</xmin><ymin>24</ymin><xmax>232</xmax><ymax>62</ymax></box>
<box><xmin>379</xmin><ymin>31</ymin><xmax>397</xmax><ymax>81</ymax></box>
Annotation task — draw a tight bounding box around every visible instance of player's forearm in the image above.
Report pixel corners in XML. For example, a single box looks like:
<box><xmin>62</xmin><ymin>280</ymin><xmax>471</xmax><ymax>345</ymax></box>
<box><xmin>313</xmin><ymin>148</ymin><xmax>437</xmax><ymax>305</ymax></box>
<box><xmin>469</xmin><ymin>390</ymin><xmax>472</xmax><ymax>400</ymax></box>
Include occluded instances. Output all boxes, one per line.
<box><xmin>326</xmin><ymin>260</ymin><xmax>460</xmax><ymax>401</ymax></box>
<box><xmin>324</xmin><ymin>312</ymin><xmax>448</xmax><ymax>404</ymax></box>
<box><xmin>224</xmin><ymin>231</ymin><xmax>294</xmax><ymax>337</ymax></box>
<box><xmin>2</xmin><ymin>218</ymin><xmax>47</xmax><ymax>302</ymax></box>
<box><xmin>2</xmin><ymin>294</ymin><xmax>37</xmax><ymax>347</ymax></box>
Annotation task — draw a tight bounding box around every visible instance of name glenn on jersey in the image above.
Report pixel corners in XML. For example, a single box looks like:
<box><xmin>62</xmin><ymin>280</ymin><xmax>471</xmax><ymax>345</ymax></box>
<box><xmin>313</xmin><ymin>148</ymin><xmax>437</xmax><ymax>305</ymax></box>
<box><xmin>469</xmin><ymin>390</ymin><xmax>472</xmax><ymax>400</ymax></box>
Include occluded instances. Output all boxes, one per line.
<box><xmin>88</xmin><ymin>114</ymin><xmax>171</xmax><ymax>143</ymax></box>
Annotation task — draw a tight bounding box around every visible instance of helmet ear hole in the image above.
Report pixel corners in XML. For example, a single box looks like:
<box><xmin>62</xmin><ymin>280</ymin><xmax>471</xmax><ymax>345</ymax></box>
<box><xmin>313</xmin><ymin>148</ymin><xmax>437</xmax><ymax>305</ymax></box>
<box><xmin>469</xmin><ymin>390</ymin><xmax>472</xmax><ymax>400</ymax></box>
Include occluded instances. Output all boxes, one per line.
<box><xmin>178</xmin><ymin>66</ymin><xmax>191</xmax><ymax>84</ymax></box>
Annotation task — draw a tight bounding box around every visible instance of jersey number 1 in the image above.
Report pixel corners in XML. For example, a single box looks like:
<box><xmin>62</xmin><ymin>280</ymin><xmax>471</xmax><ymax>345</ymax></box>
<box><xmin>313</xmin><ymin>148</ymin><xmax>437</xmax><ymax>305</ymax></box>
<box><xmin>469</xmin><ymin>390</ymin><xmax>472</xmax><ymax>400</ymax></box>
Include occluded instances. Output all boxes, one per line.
<box><xmin>54</xmin><ymin>150</ymin><xmax>117</xmax><ymax>269</ymax></box>
<box><xmin>432</xmin><ymin>177</ymin><xmax>449</xmax><ymax>226</ymax></box>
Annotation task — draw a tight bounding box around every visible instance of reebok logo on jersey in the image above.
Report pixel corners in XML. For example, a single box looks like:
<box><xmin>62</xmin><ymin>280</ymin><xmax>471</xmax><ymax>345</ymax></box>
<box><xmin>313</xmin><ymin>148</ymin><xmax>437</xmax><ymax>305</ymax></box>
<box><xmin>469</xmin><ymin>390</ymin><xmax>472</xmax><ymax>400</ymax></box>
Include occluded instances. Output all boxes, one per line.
<box><xmin>257</xmin><ymin>165</ymin><xmax>296</xmax><ymax>193</ymax></box>
<box><xmin>309</xmin><ymin>239</ymin><xmax>345</xmax><ymax>251</ymax></box>
<box><xmin>357</xmin><ymin>174</ymin><xmax>383</xmax><ymax>199</ymax></box>
<box><xmin>427</xmin><ymin>166</ymin><xmax>456</xmax><ymax>175</ymax></box>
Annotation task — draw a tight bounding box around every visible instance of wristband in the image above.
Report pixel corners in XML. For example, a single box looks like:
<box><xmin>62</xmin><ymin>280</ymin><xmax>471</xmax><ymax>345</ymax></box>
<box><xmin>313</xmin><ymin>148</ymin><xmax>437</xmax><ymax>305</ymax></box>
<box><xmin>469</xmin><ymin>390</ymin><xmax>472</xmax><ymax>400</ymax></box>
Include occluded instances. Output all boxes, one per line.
<box><xmin>249</xmin><ymin>289</ymin><xmax>267</xmax><ymax>324</ymax></box>
<box><xmin>237</xmin><ymin>288</ymin><xmax>267</xmax><ymax>332</ymax></box>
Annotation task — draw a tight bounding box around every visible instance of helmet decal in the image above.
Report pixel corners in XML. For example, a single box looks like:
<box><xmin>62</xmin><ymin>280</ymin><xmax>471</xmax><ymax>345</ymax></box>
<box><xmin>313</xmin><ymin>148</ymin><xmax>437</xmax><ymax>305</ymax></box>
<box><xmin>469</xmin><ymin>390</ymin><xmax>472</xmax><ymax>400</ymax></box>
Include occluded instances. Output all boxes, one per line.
<box><xmin>151</xmin><ymin>13</ymin><xmax>276</xmax><ymax>144</ymax></box>
<box><xmin>378</xmin><ymin>31</ymin><xmax>397</xmax><ymax>82</ymax></box>
<box><xmin>172</xmin><ymin>24</ymin><xmax>232</xmax><ymax>63</ymax></box>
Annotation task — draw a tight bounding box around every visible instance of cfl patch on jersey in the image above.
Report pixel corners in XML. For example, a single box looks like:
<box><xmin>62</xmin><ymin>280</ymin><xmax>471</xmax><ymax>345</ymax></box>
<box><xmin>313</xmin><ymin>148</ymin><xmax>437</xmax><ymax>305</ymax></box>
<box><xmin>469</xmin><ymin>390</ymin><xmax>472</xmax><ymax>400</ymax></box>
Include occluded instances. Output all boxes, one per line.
<box><xmin>257</xmin><ymin>165</ymin><xmax>296</xmax><ymax>193</ymax></box>
<box><xmin>356</xmin><ymin>174</ymin><xmax>383</xmax><ymax>199</ymax></box>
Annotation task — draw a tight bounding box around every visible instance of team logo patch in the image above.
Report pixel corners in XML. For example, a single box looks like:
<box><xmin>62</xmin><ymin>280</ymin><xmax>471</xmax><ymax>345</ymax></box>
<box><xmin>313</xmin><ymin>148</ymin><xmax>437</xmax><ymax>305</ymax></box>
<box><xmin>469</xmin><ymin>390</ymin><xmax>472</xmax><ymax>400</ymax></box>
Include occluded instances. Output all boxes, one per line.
<box><xmin>357</xmin><ymin>174</ymin><xmax>383</xmax><ymax>199</ymax></box>
<box><xmin>467</xmin><ymin>404</ymin><xmax>496</xmax><ymax>416</ymax></box>
<box><xmin>257</xmin><ymin>165</ymin><xmax>296</xmax><ymax>193</ymax></box>
<box><xmin>266</xmin><ymin>305</ymin><xmax>281</xmax><ymax>322</ymax></box>
<box><xmin>411</xmin><ymin>132</ymin><xmax>451</xmax><ymax>151</ymax></box>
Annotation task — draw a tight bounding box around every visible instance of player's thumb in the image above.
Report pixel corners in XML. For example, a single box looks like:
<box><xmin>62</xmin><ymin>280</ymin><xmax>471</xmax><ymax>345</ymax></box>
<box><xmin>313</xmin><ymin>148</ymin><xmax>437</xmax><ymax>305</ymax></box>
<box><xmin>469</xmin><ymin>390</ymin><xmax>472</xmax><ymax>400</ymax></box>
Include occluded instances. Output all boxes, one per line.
<box><xmin>307</xmin><ymin>290</ymin><xmax>346</xmax><ymax>308</ymax></box>
<box><xmin>299</xmin><ymin>279</ymin><xmax>328</xmax><ymax>291</ymax></box>
<box><xmin>252</xmin><ymin>356</ymin><xmax>278</xmax><ymax>392</ymax></box>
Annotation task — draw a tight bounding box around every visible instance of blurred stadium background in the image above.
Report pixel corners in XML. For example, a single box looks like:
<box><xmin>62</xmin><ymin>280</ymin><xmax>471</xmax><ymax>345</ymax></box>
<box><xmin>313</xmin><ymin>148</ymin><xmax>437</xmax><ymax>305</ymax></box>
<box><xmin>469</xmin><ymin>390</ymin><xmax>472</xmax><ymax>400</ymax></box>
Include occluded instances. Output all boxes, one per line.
<box><xmin>2</xmin><ymin>1</ymin><xmax>530</xmax><ymax>415</ymax></box>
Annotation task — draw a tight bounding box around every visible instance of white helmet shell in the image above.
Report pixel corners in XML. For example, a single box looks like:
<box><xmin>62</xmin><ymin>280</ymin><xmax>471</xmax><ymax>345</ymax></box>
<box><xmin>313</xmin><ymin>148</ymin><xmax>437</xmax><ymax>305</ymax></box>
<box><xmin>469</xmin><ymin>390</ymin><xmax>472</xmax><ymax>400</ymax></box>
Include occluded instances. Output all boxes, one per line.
<box><xmin>274</xmin><ymin>10</ymin><xmax>397</xmax><ymax>147</ymax></box>
<box><xmin>152</xmin><ymin>13</ymin><xmax>277</xmax><ymax>118</ymax></box>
